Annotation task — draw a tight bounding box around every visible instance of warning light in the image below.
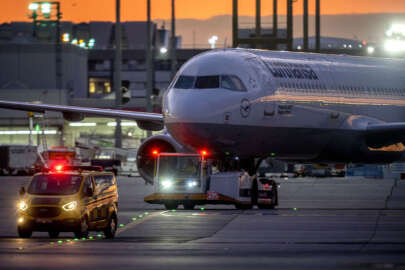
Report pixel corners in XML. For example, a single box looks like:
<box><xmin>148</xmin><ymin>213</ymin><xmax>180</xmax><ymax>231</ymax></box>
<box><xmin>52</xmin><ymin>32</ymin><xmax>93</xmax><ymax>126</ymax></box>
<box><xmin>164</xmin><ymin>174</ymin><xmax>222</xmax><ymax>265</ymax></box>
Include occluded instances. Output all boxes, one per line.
<box><xmin>200</xmin><ymin>150</ymin><xmax>209</xmax><ymax>157</ymax></box>
<box><xmin>151</xmin><ymin>149</ymin><xmax>159</xmax><ymax>156</ymax></box>
<box><xmin>62</xmin><ymin>33</ymin><xmax>70</xmax><ymax>42</ymax></box>
<box><xmin>54</xmin><ymin>164</ymin><xmax>64</xmax><ymax>172</ymax></box>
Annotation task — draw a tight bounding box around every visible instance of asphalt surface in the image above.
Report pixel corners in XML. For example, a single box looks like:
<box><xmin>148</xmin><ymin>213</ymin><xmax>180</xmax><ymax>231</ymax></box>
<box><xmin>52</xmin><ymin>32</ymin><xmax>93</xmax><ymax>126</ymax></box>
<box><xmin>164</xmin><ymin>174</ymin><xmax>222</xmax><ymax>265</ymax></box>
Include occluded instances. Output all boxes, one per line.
<box><xmin>0</xmin><ymin>176</ymin><xmax>404</xmax><ymax>270</ymax></box>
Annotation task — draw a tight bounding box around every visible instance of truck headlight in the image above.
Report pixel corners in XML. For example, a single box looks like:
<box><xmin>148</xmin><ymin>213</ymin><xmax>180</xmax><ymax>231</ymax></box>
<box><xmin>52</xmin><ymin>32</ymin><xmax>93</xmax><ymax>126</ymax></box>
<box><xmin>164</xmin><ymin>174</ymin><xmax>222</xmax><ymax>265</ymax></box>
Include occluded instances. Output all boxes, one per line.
<box><xmin>161</xmin><ymin>179</ymin><xmax>173</xmax><ymax>189</ymax></box>
<box><xmin>187</xmin><ymin>180</ymin><xmax>198</xmax><ymax>188</ymax></box>
<box><xmin>18</xmin><ymin>201</ymin><xmax>28</xmax><ymax>211</ymax></box>
<box><xmin>62</xmin><ymin>201</ymin><xmax>77</xmax><ymax>211</ymax></box>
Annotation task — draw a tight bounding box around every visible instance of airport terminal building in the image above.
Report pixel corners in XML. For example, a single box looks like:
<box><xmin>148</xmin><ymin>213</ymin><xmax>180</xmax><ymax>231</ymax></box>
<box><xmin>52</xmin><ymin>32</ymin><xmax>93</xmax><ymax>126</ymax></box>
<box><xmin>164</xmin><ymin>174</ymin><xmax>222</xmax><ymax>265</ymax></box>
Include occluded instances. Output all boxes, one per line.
<box><xmin>0</xmin><ymin>21</ymin><xmax>204</xmax><ymax>148</ymax></box>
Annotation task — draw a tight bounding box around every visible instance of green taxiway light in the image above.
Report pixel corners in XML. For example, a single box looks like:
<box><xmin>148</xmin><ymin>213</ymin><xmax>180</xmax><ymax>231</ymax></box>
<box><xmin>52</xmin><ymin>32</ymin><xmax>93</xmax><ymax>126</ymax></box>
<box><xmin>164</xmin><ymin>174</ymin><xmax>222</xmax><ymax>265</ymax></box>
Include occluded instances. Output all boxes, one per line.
<box><xmin>97</xmin><ymin>234</ymin><xmax>103</xmax><ymax>238</ymax></box>
<box><xmin>225</xmin><ymin>152</ymin><xmax>230</xmax><ymax>155</ymax></box>
<box><xmin>66</xmin><ymin>239</ymin><xmax>71</xmax><ymax>242</ymax></box>
<box><xmin>89</xmin><ymin>236</ymin><xmax>94</xmax><ymax>240</ymax></box>
<box><xmin>132</xmin><ymin>217</ymin><xmax>137</xmax><ymax>221</ymax></box>
<box><xmin>81</xmin><ymin>238</ymin><xmax>86</xmax><ymax>240</ymax></box>
<box><xmin>271</xmin><ymin>152</ymin><xmax>276</xmax><ymax>157</ymax></box>
<box><xmin>57</xmin><ymin>240</ymin><xmax>63</xmax><ymax>244</ymax></box>
<box><xmin>293</xmin><ymin>208</ymin><xmax>297</xmax><ymax>211</ymax></box>
<box><xmin>171</xmin><ymin>209</ymin><xmax>176</xmax><ymax>212</ymax></box>
<box><xmin>200</xmin><ymin>208</ymin><xmax>205</xmax><ymax>211</ymax></box>
<box><xmin>119</xmin><ymin>224</ymin><xmax>124</xmax><ymax>227</ymax></box>
<box><xmin>74</xmin><ymin>238</ymin><xmax>79</xmax><ymax>241</ymax></box>
<box><xmin>138</xmin><ymin>215</ymin><xmax>143</xmax><ymax>218</ymax></box>
<box><xmin>144</xmin><ymin>212</ymin><xmax>149</xmax><ymax>215</ymax></box>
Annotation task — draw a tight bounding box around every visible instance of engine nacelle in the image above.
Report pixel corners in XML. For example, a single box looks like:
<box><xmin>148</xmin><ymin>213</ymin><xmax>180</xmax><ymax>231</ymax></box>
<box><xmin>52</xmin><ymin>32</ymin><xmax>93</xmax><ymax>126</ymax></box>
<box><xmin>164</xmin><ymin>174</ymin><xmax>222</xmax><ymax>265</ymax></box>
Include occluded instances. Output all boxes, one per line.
<box><xmin>136</xmin><ymin>133</ymin><xmax>189</xmax><ymax>184</ymax></box>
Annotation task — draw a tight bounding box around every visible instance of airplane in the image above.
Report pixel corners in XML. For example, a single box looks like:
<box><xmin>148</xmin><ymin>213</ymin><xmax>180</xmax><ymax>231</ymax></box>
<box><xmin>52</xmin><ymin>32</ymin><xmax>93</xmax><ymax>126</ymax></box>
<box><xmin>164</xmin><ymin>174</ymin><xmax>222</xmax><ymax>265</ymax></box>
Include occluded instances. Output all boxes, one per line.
<box><xmin>0</xmin><ymin>48</ymin><xmax>405</xmax><ymax>184</ymax></box>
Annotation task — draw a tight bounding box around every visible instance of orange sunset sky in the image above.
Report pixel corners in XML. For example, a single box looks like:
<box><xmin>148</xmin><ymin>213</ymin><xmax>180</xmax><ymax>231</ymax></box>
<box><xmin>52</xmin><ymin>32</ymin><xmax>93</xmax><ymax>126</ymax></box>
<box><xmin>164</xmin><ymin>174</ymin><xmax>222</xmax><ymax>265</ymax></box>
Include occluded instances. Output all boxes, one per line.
<box><xmin>2</xmin><ymin>0</ymin><xmax>405</xmax><ymax>23</ymax></box>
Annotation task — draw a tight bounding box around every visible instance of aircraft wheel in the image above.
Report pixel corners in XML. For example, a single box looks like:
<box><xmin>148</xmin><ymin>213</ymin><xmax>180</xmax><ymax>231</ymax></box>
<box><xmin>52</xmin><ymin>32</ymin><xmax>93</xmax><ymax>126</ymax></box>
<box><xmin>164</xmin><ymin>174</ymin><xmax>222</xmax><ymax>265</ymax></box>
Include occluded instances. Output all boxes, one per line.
<box><xmin>164</xmin><ymin>202</ymin><xmax>178</xmax><ymax>210</ymax></box>
<box><xmin>48</xmin><ymin>230</ymin><xmax>60</xmax><ymax>238</ymax></box>
<box><xmin>183</xmin><ymin>201</ymin><xmax>195</xmax><ymax>210</ymax></box>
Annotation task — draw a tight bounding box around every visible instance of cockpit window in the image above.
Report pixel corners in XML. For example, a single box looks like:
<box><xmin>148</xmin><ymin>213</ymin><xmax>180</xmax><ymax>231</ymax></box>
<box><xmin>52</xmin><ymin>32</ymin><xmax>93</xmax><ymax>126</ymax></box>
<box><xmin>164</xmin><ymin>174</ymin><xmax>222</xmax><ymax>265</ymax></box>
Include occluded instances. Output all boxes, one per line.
<box><xmin>173</xmin><ymin>74</ymin><xmax>246</xmax><ymax>91</ymax></box>
<box><xmin>221</xmin><ymin>75</ymin><xmax>247</xmax><ymax>91</ymax></box>
<box><xmin>195</xmin><ymin>76</ymin><xmax>220</xmax><ymax>89</ymax></box>
<box><xmin>174</xmin><ymin>76</ymin><xmax>195</xmax><ymax>89</ymax></box>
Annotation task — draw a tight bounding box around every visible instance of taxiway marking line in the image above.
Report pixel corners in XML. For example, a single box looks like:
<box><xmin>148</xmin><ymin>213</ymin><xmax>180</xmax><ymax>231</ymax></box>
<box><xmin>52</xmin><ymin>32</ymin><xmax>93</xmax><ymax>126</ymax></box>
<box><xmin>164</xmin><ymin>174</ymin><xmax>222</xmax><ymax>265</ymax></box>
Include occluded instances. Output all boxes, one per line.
<box><xmin>14</xmin><ymin>211</ymin><xmax>167</xmax><ymax>252</ymax></box>
<box><xmin>117</xmin><ymin>210</ymin><xmax>168</xmax><ymax>235</ymax></box>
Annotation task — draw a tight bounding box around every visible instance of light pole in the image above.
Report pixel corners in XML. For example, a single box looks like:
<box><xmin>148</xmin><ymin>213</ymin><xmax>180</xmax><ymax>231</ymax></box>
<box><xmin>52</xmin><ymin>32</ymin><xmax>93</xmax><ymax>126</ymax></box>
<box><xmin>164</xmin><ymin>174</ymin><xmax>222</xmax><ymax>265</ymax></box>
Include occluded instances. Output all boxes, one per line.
<box><xmin>28</xmin><ymin>1</ymin><xmax>62</xmax><ymax>89</ymax></box>
<box><xmin>170</xmin><ymin>0</ymin><xmax>177</xmax><ymax>80</ymax></box>
<box><xmin>315</xmin><ymin>0</ymin><xmax>321</xmax><ymax>52</ymax></box>
<box><xmin>146</xmin><ymin>0</ymin><xmax>153</xmax><ymax>138</ymax></box>
<box><xmin>114</xmin><ymin>0</ymin><xmax>122</xmax><ymax>148</ymax></box>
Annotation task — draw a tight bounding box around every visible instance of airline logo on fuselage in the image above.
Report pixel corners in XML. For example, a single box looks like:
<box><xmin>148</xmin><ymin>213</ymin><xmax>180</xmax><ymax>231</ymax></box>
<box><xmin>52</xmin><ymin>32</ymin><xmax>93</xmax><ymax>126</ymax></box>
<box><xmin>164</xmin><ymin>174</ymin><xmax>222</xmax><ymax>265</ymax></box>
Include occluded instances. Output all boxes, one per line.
<box><xmin>266</xmin><ymin>62</ymin><xmax>319</xmax><ymax>80</ymax></box>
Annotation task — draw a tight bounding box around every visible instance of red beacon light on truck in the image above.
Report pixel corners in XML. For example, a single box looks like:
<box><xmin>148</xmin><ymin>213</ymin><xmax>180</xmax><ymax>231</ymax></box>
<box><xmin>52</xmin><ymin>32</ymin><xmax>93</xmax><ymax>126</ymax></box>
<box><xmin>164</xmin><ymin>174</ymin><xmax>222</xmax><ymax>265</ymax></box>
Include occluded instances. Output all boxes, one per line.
<box><xmin>200</xmin><ymin>149</ymin><xmax>209</xmax><ymax>157</ymax></box>
<box><xmin>54</xmin><ymin>164</ymin><xmax>64</xmax><ymax>172</ymax></box>
<box><xmin>47</xmin><ymin>163</ymin><xmax>65</xmax><ymax>173</ymax></box>
<box><xmin>151</xmin><ymin>149</ymin><xmax>159</xmax><ymax>157</ymax></box>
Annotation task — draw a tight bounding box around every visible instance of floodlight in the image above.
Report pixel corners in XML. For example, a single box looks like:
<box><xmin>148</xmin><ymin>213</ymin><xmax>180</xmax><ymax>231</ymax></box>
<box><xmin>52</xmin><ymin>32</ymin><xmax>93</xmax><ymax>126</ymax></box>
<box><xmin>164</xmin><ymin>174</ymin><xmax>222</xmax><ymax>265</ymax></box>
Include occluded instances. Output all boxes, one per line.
<box><xmin>41</xmin><ymin>3</ymin><xmax>52</xmax><ymax>14</ymax></box>
<box><xmin>29</xmin><ymin>3</ymin><xmax>39</xmax><ymax>10</ymax></box>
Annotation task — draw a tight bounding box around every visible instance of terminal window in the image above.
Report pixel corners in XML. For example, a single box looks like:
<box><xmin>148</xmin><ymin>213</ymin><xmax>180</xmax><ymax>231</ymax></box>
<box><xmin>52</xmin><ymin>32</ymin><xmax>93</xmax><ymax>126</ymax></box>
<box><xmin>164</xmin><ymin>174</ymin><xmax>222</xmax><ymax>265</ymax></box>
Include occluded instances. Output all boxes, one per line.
<box><xmin>89</xmin><ymin>78</ymin><xmax>112</xmax><ymax>96</ymax></box>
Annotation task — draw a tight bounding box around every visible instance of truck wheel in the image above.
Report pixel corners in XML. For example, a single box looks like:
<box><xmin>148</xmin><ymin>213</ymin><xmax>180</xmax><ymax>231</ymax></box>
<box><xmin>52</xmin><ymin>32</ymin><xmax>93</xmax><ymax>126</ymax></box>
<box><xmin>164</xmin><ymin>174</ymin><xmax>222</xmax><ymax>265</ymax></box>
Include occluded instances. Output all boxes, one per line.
<box><xmin>183</xmin><ymin>201</ymin><xmax>195</xmax><ymax>210</ymax></box>
<box><xmin>164</xmin><ymin>202</ymin><xmax>178</xmax><ymax>210</ymax></box>
<box><xmin>48</xmin><ymin>231</ymin><xmax>60</xmax><ymax>238</ymax></box>
<box><xmin>234</xmin><ymin>203</ymin><xmax>252</xmax><ymax>210</ymax></box>
<box><xmin>17</xmin><ymin>170</ymin><xmax>27</xmax><ymax>176</ymax></box>
<box><xmin>251</xmin><ymin>180</ymin><xmax>258</xmax><ymax>206</ymax></box>
<box><xmin>274</xmin><ymin>188</ymin><xmax>279</xmax><ymax>206</ymax></box>
<box><xmin>18</xmin><ymin>226</ymin><xmax>32</xmax><ymax>238</ymax></box>
<box><xmin>74</xmin><ymin>216</ymin><xmax>89</xmax><ymax>238</ymax></box>
<box><xmin>104</xmin><ymin>213</ymin><xmax>117</xmax><ymax>239</ymax></box>
<box><xmin>257</xmin><ymin>203</ymin><xmax>274</xmax><ymax>209</ymax></box>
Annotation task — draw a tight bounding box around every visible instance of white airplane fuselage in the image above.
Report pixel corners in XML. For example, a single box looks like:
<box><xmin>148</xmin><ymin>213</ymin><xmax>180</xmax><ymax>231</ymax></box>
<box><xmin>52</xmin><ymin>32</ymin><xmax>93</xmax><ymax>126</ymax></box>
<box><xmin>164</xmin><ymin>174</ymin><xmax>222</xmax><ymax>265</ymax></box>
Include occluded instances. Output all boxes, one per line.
<box><xmin>164</xmin><ymin>49</ymin><xmax>405</xmax><ymax>163</ymax></box>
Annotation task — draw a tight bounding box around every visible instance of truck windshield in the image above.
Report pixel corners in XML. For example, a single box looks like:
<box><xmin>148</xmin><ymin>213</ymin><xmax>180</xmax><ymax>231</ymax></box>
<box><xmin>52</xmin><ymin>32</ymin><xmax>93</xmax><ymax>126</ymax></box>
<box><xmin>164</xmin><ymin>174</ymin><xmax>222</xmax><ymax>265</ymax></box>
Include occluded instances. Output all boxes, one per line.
<box><xmin>158</xmin><ymin>156</ymin><xmax>201</xmax><ymax>179</ymax></box>
<box><xmin>28</xmin><ymin>174</ymin><xmax>83</xmax><ymax>195</ymax></box>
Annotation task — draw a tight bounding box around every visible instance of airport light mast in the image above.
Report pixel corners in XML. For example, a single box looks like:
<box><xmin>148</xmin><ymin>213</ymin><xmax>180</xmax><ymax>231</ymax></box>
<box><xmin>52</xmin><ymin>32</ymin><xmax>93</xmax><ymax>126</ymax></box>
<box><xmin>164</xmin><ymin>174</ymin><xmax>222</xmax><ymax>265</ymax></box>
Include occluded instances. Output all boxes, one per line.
<box><xmin>114</xmin><ymin>0</ymin><xmax>122</xmax><ymax>148</ymax></box>
<box><xmin>28</xmin><ymin>1</ymin><xmax>62</xmax><ymax>89</ymax></box>
<box><xmin>170</xmin><ymin>0</ymin><xmax>177</xmax><ymax>80</ymax></box>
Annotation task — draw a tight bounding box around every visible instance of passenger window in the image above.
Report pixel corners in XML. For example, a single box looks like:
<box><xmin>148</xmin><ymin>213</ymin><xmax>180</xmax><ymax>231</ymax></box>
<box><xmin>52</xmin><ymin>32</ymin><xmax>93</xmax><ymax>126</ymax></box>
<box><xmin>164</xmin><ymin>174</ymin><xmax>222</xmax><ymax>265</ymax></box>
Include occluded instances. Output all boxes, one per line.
<box><xmin>221</xmin><ymin>75</ymin><xmax>247</xmax><ymax>91</ymax></box>
<box><xmin>174</xmin><ymin>76</ymin><xmax>195</xmax><ymax>89</ymax></box>
<box><xmin>195</xmin><ymin>76</ymin><xmax>220</xmax><ymax>89</ymax></box>
<box><xmin>94</xmin><ymin>175</ymin><xmax>115</xmax><ymax>195</ymax></box>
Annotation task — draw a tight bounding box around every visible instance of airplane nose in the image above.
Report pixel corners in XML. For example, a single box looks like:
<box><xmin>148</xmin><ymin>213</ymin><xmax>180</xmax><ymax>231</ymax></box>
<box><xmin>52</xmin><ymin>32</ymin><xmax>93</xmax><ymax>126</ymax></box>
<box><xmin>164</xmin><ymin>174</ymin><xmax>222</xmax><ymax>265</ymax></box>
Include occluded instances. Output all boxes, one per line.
<box><xmin>164</xmin><ymin>89</ymin><xmax>225</xmax><ymax>124</ymax></box>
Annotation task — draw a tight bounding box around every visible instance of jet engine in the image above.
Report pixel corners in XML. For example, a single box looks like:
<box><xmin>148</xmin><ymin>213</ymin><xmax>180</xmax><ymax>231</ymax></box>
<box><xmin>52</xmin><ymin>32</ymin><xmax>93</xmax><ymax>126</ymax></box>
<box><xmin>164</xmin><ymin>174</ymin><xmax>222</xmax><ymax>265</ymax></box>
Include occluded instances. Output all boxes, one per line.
<box><xmin>136</xmin><ymin>133</ymin><xmax>189</xmax><ymax>184</ymax></box>
<box><xmin>63</xmin><ymin>112</ymin><xmax>85</xmax><ymax>122</ymax></box>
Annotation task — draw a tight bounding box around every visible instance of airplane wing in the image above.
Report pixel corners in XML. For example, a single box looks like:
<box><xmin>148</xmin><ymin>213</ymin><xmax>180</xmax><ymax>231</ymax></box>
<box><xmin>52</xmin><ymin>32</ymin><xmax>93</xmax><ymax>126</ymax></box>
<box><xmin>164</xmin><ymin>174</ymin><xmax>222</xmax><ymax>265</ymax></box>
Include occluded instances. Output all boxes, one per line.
<box><xmin>365</xmin><ymin>122</ymin><xmax>405</xmax><ymax>148</ymax></box>
<box><xmin>0</xmin><ymin>100</ymin><xmax>164</xmax><ymax>131</ymax></box>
